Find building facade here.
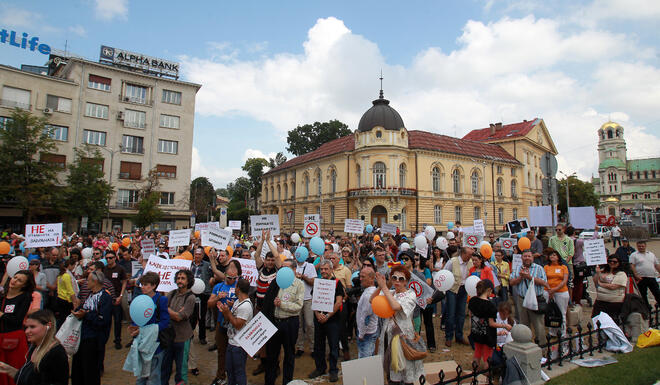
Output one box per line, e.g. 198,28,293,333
261,91,557,235
0,53,200,233
592,121,660,220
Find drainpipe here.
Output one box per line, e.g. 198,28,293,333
491,162,496,233
415,152,419,234
346,154,350,228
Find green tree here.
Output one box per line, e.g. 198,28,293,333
132,168,164,229
225,177,252,225
215,187,229,198
0,109,59,222
190,177,216,222
62,146,114,227
268,152,287,169
242,158,269,211
286,120,351,156
557,177,600,220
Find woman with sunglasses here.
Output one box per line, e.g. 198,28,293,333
591,254,627,320
372,265,424,385
544,250,569,337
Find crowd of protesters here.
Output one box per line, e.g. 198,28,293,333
0,221,656,385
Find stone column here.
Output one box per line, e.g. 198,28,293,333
503,324,544,385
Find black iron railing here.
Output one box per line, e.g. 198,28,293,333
419,355,507,385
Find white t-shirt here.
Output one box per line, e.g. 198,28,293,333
496,313,514,347
630,251,659,278
227,298,254,346
611,226,621,237
295,262,317,300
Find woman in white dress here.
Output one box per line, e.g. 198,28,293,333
371,265,424,385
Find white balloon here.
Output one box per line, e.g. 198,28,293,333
76,242,83,249
82,247,93,259
7,257,29,277
191,278,205,295
424,226,436,241
446,232,455,240
399,242,410,251
414,235,427,250
479,241,490,249
435,237,448,250
433,270,455,292
332,243,340,254
465,275,481,297
291,233,301,243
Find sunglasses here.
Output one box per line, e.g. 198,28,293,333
391,275,406,282
607,260,619,264
226,276,238,280
400,257,410,262
363,263,373,267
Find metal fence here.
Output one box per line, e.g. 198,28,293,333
419,354,507,385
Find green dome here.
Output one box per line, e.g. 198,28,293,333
599,158,625,169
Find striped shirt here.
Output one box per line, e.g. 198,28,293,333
255,267,277,308
510,263,547,297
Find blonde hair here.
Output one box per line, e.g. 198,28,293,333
26,310,59,370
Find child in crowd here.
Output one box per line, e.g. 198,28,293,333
496,301,515,347
493,250,509,304
468,280,512,370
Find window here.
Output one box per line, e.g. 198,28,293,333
157,139,178,154
271,187,274,202
40,153,65,169
496,178,503,196
160,114,180,129
452,169,460,193
83,130,106,146
156,164,176,178
119,161,142,180
124,83,148,104
432,167,441,192
511,168,516,176
330,206,335,224
375,130,382,138
653,171,656,179
609,185,612,193
527,171,531,187
0,116,11,129
264,188,268,201
356,165,361,188
644,193,651,199
88,74,111,91
43,125,68,141
511,180,517,198
303,207,308,215
1,86,30,109
316,170,322,195
330,169,337,194
117,189,139,207
291,183,295,199
123,135,145,154
81,157,104,171
46,95,72,113
284,184,288,200
474,206,480,220
631,194,638,199
373,162,386,188
629,172,633,179
637,171,640,179
644,171,648,179
454,206,462,223
513,208,518,220
496,165,502,174
471,171,479,194
304,174,310,197
162,89,181,105
434,205,442,224
85,102,108,119
399,163,406,187
277,186,281,201
124,109,146,128
498,208,504,225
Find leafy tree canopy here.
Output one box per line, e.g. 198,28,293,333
286,120,351,156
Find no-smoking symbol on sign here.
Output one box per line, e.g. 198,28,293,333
305,222,318,237
409,281,422,297
466,235,478,247
502,239,513,249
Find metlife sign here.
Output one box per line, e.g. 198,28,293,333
0,28,51,55
99,45,179,79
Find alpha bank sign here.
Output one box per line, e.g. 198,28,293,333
99,45,179,79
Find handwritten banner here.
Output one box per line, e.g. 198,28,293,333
140,239,155,257
584,238,607,266
235,312,278,357
311,278,336,313
168,229,191,247
344,219,365,234
25,223,62,248
381,223,398,235
143,255,192,292
250,215,280,237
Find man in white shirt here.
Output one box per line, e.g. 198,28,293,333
295,252,317,356
630,240,660,310
611,225,622,247
355,266,378,358
218,278,253,385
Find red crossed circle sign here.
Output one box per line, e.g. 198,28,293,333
143,308,153,318
466,235,479,247
409,281,422,297
305,222,319,236
502,239,513,249
18,262,28,270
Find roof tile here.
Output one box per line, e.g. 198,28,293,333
462,119,538,142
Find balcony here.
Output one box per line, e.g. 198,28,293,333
348,187,417,197
0,99,31,110
119,94,153,106
121,147,145,155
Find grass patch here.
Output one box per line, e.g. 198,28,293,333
547,346,660,385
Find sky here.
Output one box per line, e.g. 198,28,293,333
1,0,659,189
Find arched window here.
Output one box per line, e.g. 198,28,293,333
496,178,503,196
304,174,310,197
452,169,461,193
511,179,517,198
471,171,479,194
454,206,462,223
432,167,441,192
356,165,361,188
513,208,518,220
284,184,288,200
535,174,539,189
434,205,442,224
316,170,322,195
270,187,274,202
527,171,531,187
399,163,407,187
330,169,337,194
277,185,281,201
607,130,613,139
373,162,386,188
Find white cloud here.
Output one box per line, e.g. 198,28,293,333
0,5,40,28
191,147,244,188
68,25,86,37
243,149,277,163
94,0,128,21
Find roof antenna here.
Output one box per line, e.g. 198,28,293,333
379,69,384,99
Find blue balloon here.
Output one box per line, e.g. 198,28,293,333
100,258,107,266
295,246,309,262
130,295,156,327
365,224,373,233
276,267,295,289
520,231,527,238
309,237,325,256
447,222,454,230
351,271,359,280
19,241,25,253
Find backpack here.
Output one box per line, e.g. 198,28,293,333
544,299,563,328
154,291,193,350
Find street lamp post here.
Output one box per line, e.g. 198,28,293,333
559,171,576,224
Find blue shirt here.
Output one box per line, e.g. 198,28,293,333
510,263,547,297
212,281,237,325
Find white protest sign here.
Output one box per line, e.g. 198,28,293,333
381,223,398,235
341,355,385,385
584,238,607,266
140,239,155,257
568,207,597,230
462,232,482,248
235,311,278,357
501,238,516,252
143,255,192,292
473,219,486,236
228,220,242,230
202,225,232,250
25,223,62,248
250,215,280,237
312,278,337,313
512,254,522,273
131,261,142,276
344,219,365,234
408,272,434,309
194,221,220,232
304,214,320,238
528,206,554,227
168,229,191,247
233,258,258,286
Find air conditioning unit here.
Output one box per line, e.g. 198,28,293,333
43,108,52,114
117,111,124,120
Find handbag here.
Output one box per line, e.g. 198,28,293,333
0,337,19,351
393,319,427,361
544,299,563,328
55,314,83,355
535,294,548,314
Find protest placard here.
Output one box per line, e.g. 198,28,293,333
25,223,62,248
304,214,320,238
512,254,522,272
408,273,434,309
528,206,554,227
568,207,597,230
140,239,155,256
250,215,280,237
462,232,481,248
131,261,142,276
202,226,231,250
235,312,278,357
500,238,516,252
194,221,220,232
381,223,398,234
168,229,191,247
312,278,337,313
506,219,530,235
341,355,384,385
584,238,607,266
234,258,258,286
473,219,485,236
344,219,365,234
228,220,241,230
143,255,192,292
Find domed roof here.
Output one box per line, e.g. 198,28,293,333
599,121,623,131
357,91,405,132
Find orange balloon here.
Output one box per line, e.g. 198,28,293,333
204,246,211,256
111,242,119,252
518,237,531,251
194,231,200,239
480,243,493,258
226,245,234,258
121,237,130,247
180,251,193,260
373,235,381,242
371,295,395,318
0,242,9,255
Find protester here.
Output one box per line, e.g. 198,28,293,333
0,270,34,385
374,247,391,277
55,259,77,329
496,302,515,347
329,249,352,361
611,224,622,247
614,238,635,267
103,250,128,350
493,250,509,304
592,255,627,320
549,224,574,300
41,248,59,312
294,248,317,357
527,229,544,266
510,249,549,345
219,278,253,385
468,279,511,371
355,266,378,358
544,250,569,336
29,260,47,309
442,247,474,347
629,240,660,311
190,247,212,345
252,233,280,376
161,270,195,385
469,253,495,286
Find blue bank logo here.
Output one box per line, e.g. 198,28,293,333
0,28,51,55
100,45,115,60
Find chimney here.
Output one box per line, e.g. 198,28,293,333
495,122,503,130
489,123,496,134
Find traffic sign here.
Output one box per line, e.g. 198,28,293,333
541,152,558,178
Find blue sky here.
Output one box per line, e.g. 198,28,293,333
1,0,659,188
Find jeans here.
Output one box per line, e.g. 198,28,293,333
638,277,660,311
191,293,209,341
161,340,190,385
357,332,378,358
136,350,164,385
111,302,123,343
445,285,467,341
612,236,621,248
422,305,436,349
266,316,299,385
296,299,314,351
313,317,340,375
215,326,228,380
226,344,248,385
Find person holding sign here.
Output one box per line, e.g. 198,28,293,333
509,250,548,346
190,247,212,345
442,247,474,347
218,278,253,385
591,255,627,320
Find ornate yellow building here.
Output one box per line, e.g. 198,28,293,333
262,90,557,235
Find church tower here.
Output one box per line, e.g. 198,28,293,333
597,121,627,202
